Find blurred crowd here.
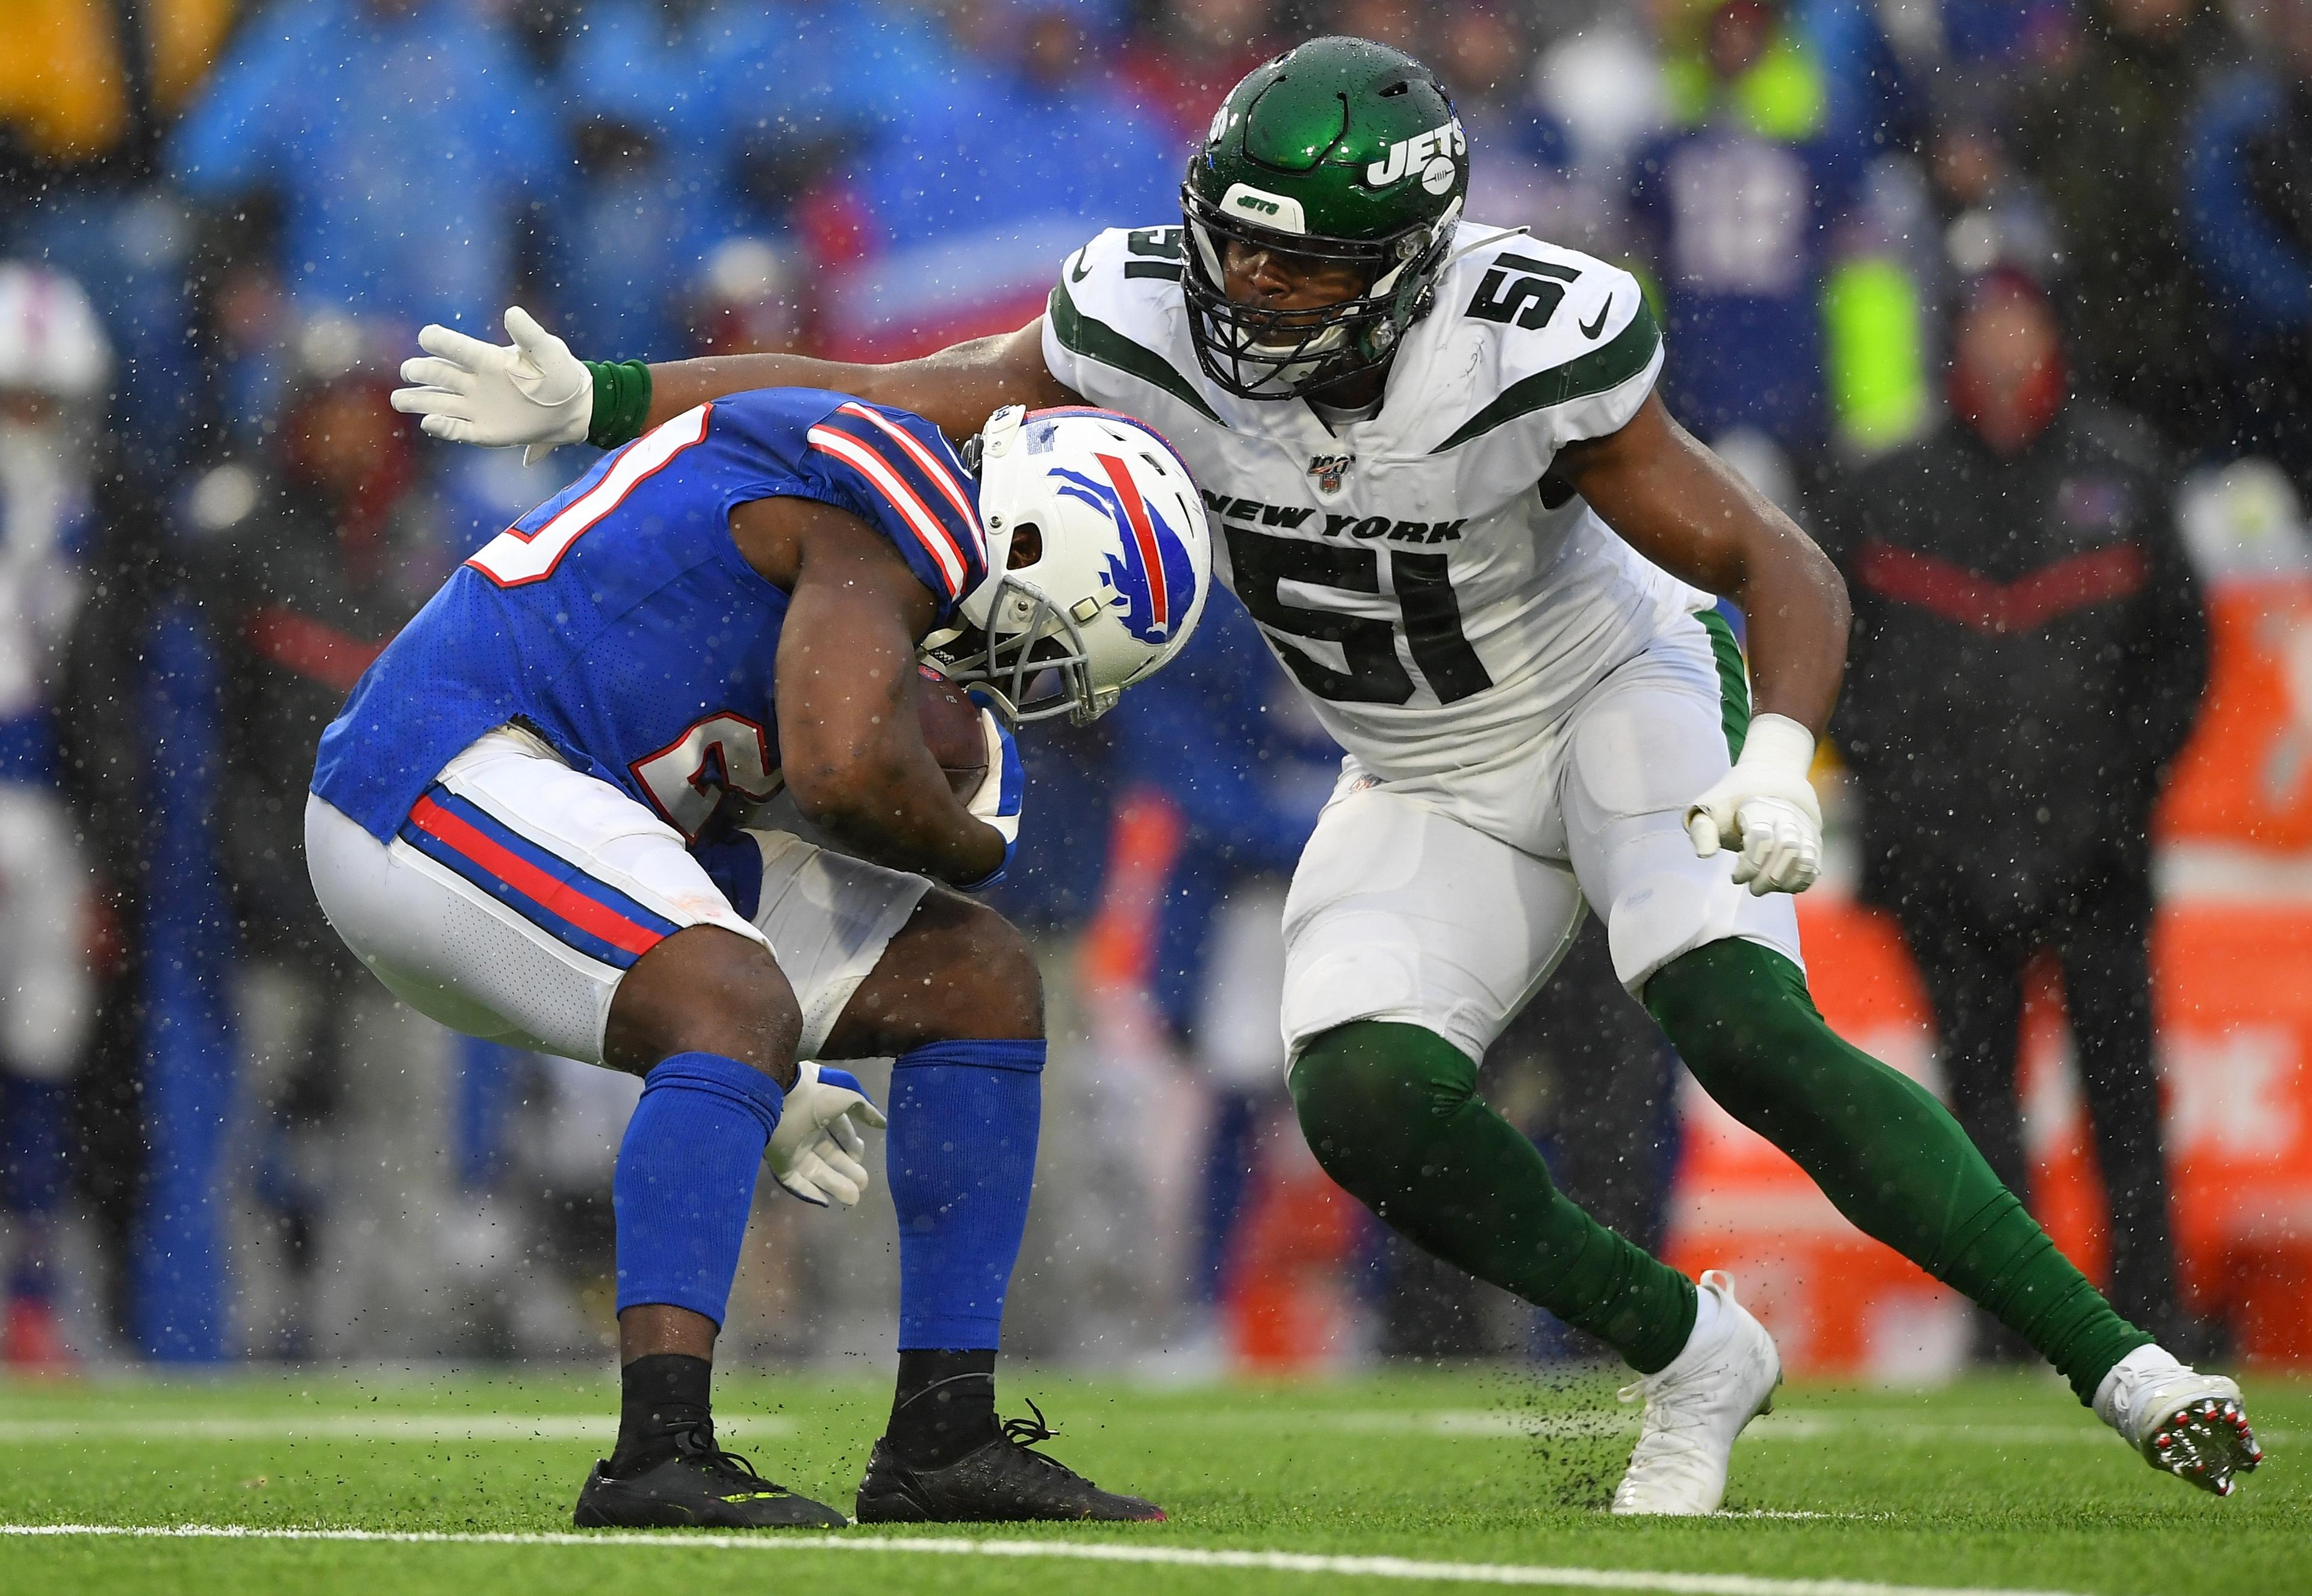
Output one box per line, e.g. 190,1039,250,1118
1,0,2308,1368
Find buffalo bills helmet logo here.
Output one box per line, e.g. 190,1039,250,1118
1051,455,1199,645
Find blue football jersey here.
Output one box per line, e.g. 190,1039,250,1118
311,387,987,842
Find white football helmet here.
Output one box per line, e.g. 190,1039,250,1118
0,263,111,402
927,405,1212,724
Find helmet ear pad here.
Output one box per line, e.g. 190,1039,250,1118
1360,202,1463,361
1004,521,1044,570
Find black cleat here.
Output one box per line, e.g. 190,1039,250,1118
855,1400,1166,1523
574,1418,848,1529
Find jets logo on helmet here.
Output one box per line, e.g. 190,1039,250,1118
1364,119,1467,193
1180,36,1469,400
926,406,1212,725
1051,458,1199,647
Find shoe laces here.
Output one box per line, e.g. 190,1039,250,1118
1617,1373,1714,1469
999,1397,1060,1450
1615,1284,1734,1472
996,1398,1086,1482
668,1418,777,1489
1612,1385,1718,1501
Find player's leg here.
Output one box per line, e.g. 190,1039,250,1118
1280,783,1778,1516
306,731,846,1528
589,921,807,1481
708,828,1160,1521
1904,897,2031,1208
1900,894,2036,1360
1649,939,2258,1492
2056,872,2186,1338
1570,621,2258,1495
229,960,331,1360
0,783,92,1366
1276,784,1703,1376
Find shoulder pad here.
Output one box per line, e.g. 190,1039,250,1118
801,397,990,611
1055,224,1190,309
1045,225,1225,426
1422,230,1662,455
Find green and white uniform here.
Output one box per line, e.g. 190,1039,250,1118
1042,220,1803,1063
1036,37,2155,1436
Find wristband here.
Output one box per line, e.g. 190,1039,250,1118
1735,712,1815,778
584,358,653,449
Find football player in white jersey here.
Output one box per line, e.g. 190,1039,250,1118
393,36,2260,1511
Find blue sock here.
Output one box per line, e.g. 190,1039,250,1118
888,1039,1044,1349
613,1052,783,1324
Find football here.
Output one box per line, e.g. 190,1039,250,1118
917,666,987,796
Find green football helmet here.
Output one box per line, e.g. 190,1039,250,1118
1181,36,1468,400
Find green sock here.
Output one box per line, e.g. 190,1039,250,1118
1290,1021,1697,1373
1644,937,2152,1403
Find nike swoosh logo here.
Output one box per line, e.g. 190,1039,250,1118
1069,251,1092,284
1579,299,1612,340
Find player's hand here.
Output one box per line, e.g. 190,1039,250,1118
391,305,591,465
1684,712,1823,896
954,695,1025,892
765,1061,887,1208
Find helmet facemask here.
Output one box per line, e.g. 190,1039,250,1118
921,572,1108,726
1180,183,1461,401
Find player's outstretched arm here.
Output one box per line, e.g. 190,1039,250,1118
645,320,1080,444
748,497,1010,886
1553,393,1851,895
394,309,1078,456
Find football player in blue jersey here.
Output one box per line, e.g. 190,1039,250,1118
306,382,1210,1529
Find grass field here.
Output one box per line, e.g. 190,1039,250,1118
0,1366,2302,1595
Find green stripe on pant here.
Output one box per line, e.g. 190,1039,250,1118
1695,607,1751,762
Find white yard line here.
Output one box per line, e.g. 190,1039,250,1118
0,1523,2090,1595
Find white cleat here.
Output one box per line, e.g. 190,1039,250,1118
1610,1270,1782,1515
2093,1345,2264,1498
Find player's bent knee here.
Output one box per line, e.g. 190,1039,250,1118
1644,937,1836,1107
822,890,1043,1058
1288,1021,1480,1185
892,889,1042,1042
1649,938,1805,1032
603,924,801,1083
945,899,1044,1042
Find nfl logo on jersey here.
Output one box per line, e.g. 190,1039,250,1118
1308,453,1355,495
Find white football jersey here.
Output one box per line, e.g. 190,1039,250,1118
1040,219,1716,781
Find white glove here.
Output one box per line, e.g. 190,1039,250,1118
1684,712,1824,896
764,1061,887,1208
390,305,591,465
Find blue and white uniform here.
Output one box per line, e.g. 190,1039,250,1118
306,388,988,1064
